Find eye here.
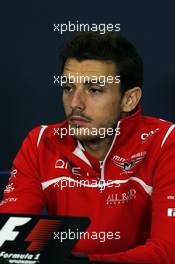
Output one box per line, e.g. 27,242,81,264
88,86,103,94
62,84,73,93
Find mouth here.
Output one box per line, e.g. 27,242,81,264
69,116,90,125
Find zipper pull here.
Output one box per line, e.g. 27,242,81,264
99,161,104,191
99,160,104,169
98,179,105,191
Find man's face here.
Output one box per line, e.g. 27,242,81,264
62,58,122,141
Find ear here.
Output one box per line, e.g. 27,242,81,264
120,87,142,113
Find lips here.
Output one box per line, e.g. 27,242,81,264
69,116,90,125
70,116,89,122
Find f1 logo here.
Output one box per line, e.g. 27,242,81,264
167,208,175,217
0,217,31,247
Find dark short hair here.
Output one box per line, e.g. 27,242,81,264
59,31,143,94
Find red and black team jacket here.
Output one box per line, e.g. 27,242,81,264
1,107,175,264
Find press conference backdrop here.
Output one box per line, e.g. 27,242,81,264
0,0,175,170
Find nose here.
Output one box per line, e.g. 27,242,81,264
70,89,86,111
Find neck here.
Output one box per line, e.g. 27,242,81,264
81,136,115,161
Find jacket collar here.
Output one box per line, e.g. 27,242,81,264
46,105,142,151
114,105,141,147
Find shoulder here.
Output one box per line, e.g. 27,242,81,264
140,115,175,148
27,121,68,148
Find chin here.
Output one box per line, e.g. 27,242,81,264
72,134,98,142
72,131,104,142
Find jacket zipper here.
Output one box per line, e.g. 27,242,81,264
98,121,121,191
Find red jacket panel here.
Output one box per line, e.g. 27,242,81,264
1,108,175,264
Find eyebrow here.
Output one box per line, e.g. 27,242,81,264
62,75,106,86
84,80,104,86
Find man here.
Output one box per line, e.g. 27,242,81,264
0,32,175,264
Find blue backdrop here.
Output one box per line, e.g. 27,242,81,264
0,0,175,172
